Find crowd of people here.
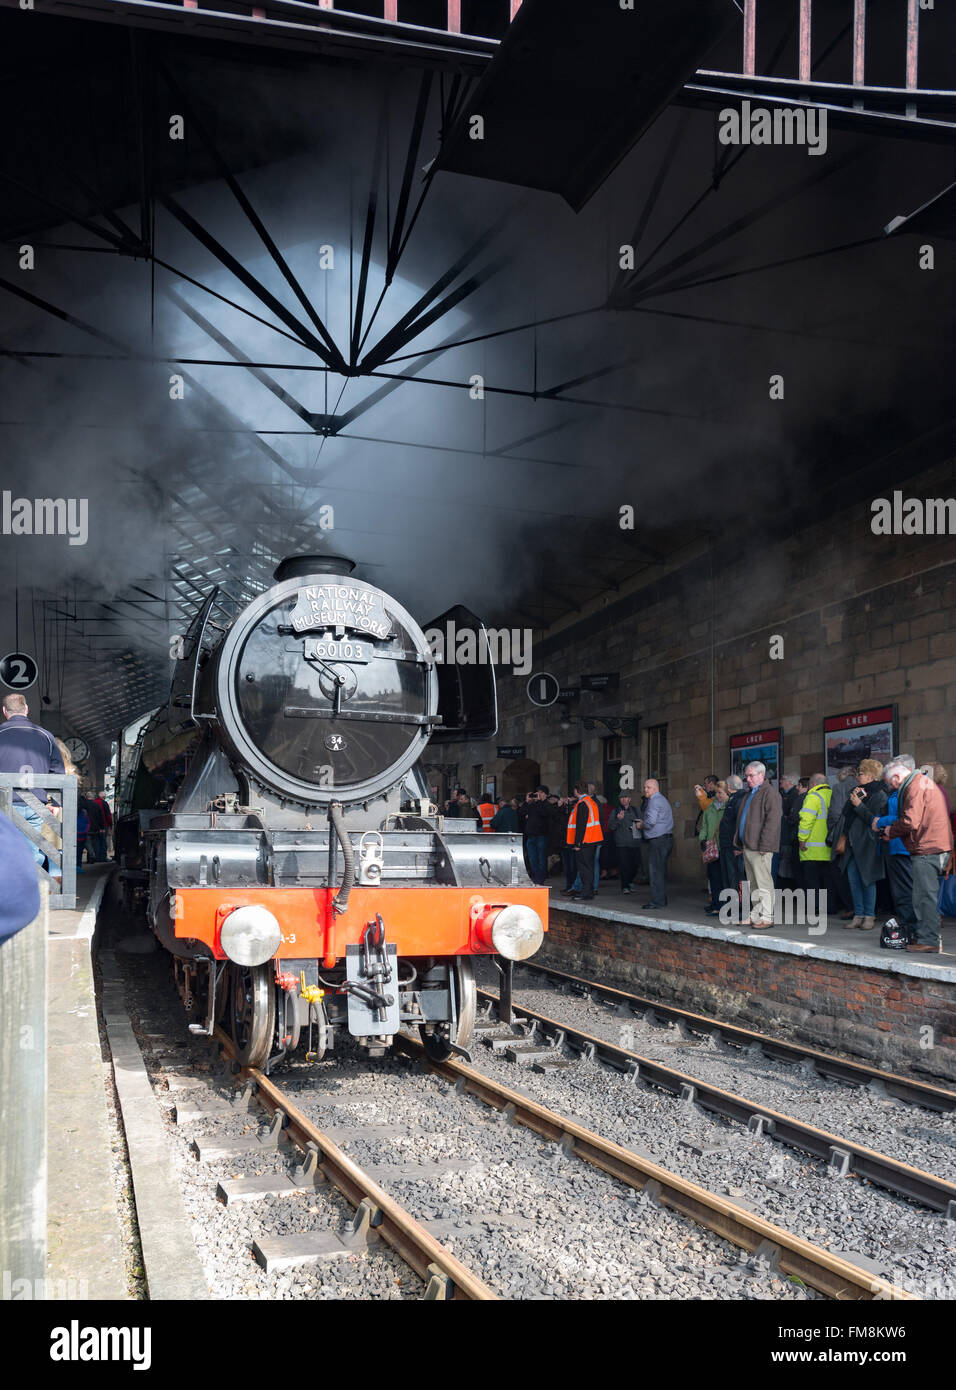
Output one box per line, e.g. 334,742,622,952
3,684,952,958
444,780,671,908
444,754,955,955
691,758,955,952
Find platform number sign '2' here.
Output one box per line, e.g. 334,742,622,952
0,651,38,691
527,671,560,708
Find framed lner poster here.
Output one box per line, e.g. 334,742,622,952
729,727,783,786
824,705,898,780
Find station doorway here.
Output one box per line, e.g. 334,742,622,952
502,758,540,800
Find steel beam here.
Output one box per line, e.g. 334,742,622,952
161,195,344,370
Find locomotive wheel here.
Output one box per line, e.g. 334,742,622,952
419,957,476,1063
229,962,276,1068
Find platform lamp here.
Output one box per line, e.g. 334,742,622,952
583,716,640,738
564,714,640,738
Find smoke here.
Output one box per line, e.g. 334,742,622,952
1,50,953,739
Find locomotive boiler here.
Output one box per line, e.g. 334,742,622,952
122,555,546,1069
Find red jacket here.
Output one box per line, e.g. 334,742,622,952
885,773,954,856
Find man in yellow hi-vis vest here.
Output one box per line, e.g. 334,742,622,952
797,773,832,900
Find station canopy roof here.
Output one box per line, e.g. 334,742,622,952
1,9,954,746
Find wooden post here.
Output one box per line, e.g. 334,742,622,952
0,879,48,1295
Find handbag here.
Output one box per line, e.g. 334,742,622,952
826,799,847,850
880,916,909,950
938,872,956,919
702,838,719,863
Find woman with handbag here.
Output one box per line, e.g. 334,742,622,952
701,781,729,916
838,759,888,930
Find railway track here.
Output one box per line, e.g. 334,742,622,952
394,1035,907,1301
207,1032,496,1300
147,1024,896,1299
514,960,956,1112
116,946,928,1299
473,986,956,1218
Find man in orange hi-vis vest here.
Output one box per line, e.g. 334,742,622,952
563,782,603,900
477,797,496,832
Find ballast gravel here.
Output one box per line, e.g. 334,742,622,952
278,1056,817,1301
114,945,816,1299
466,960,956,1300
482,960,956,1183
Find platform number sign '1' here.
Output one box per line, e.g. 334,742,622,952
527,671,560,708
0,651,38,691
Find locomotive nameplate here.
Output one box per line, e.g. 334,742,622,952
303,637,371,663
290,584,391,640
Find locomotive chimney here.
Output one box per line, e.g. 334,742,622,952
273,554,357,582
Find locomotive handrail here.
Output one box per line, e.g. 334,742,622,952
328,801,354,918
282,707,442,726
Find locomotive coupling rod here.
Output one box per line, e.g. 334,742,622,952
217,1031,495,1300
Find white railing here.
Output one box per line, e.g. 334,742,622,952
0,775,78,911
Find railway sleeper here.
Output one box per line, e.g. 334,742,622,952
176,1081,258,1124
218,1141,328,1204
194,1110,287,1162
252,1197,384,1273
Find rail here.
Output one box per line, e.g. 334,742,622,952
217,1028,497,1299
10,0,951,133
396,1032,910,1300
0,773,78,911
519,960,956,1113
475,987,956,1217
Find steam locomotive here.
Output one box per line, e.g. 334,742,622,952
119,555,546,1069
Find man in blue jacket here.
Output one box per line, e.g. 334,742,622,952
875,755,917,942
0,808,42,943
639,777,674,909
0,693,64,866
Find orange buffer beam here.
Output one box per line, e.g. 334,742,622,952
173,884,549,967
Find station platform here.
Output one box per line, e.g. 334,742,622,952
540,882,956,1086
47,864,129,1299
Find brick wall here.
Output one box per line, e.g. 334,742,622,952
441,457,956,876
541,908,956,1085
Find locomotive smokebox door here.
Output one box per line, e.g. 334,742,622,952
345,943,400,1038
